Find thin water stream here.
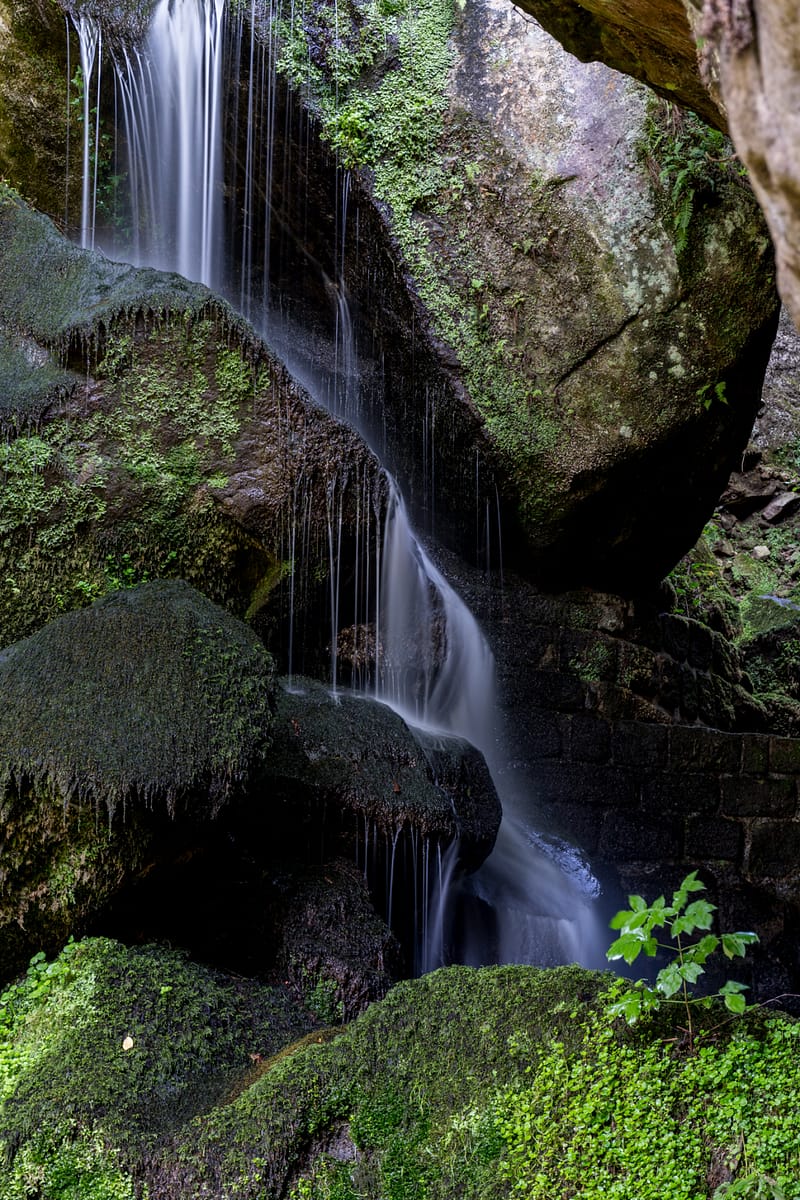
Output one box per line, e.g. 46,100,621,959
71,0,604,971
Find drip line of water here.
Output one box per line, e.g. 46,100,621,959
69,0,604,972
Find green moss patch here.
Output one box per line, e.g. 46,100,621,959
0,578,275,814
0,937,311,1195
159,966,800,1199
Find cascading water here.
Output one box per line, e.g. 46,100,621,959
101,0,227,286
72,0,604,971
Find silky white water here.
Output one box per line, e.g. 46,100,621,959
72,0,603,971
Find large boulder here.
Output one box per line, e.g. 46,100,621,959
0,580,276,978
264,0,778,589
0,186,387,649
262,677,502,871
496,0,800,343
0,936,313,1193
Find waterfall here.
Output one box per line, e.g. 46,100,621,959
76,13,102,249
72,0,604,972
102,0,227,286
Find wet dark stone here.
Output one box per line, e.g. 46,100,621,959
642,773,721,816
721,776,797,818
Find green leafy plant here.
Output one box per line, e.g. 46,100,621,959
698,379,729,410
606,871,758,1045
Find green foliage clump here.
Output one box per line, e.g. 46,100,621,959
491,1004,800,1199
0,937,310,1196
641,99,746,254
605,872,758,1041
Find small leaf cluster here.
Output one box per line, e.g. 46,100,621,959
606,871,758,1031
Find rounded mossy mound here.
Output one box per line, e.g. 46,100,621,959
264,677,501,865
0,188,387,648
0,936,313,1195
0,580,276,975
154,965,800,1199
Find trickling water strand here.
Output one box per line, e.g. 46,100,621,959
86,0,604,974
76,13,102,249
110,0,227,286
379,478,495,743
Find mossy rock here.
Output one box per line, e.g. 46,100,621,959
270,0,777,589
264,677,501,866
0,936,313,1194
0,580,276,977
140,963,606,1197
0,188,387,647
270,858,402,1023
0,0,81,225
151,964,800,1198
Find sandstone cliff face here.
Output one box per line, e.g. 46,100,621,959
511,0,719,126
511,0,800,341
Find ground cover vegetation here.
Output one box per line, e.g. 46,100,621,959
0,931,797,1198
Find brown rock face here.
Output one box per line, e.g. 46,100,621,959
512,0,800,338
511,0,722,126
701,1,800,335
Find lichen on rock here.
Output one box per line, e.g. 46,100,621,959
0,579,276,977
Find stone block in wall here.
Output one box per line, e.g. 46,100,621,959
669,726,741,773
529,800,604,853
612,721,669,769
748,820,800,876
569,714,611,764
588,683,669,723
770,737,800,775
616,642,660,699
721,776,797,818
642,773,720,815
518,708,564,759
678,664,699,722
599,811,683,861
532,762,638,809
523,670,587,713
741,734,770,776
696,675,737,731
684,815,743,862
559,630,618,683
518,625,561,671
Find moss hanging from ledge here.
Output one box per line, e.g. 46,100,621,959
0,579,276,818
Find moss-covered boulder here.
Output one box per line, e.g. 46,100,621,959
149,965,800,1198
269,859,402,1022
0,185,387,648
263,677,502,869
0,936,313,1196
0,579,276,978
268,0,777,589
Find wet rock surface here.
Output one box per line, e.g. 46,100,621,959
0,188,387,650
0,580,276,980
263,677,502,869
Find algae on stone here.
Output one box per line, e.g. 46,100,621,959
268,0,778,589
0,188,387,648
0,936,311,1193
0,580,276,976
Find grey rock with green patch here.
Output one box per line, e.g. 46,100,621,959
0,187,387,646
0,579,276,978
273,0,778,588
